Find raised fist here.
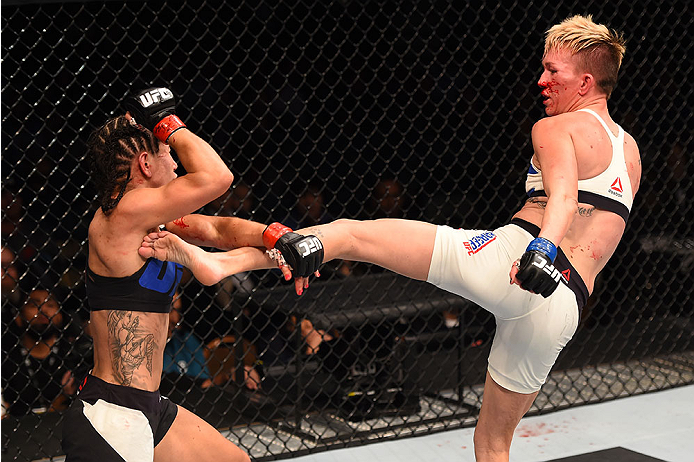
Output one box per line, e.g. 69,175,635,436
124,87,186,143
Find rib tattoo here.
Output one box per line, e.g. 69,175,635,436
107,311,156,386
527,197,595,216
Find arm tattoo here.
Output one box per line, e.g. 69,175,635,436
107,311,156,386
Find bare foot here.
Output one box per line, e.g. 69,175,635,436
140,232,314,295
139,231,226,285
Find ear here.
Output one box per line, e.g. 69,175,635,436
138,151,152,178
578,73,595,96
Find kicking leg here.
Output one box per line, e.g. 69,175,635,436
297,218,437,281
154,405,249,462
140,217,438,289
473,372,538,462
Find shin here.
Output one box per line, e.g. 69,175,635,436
473,372,538,462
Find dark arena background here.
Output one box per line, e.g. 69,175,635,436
1,0,692,460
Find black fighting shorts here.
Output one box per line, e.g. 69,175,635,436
61,375,178,462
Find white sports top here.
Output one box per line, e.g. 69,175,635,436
525,109,633,223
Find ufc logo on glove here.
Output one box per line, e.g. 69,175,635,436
531,257,562,283
139,88,174,107
263,223,325,278
299,237,323,256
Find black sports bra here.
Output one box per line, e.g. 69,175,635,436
86,258,183,313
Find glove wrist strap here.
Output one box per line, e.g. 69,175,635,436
526,237,557,263
263,222,292,249
153,114,186,143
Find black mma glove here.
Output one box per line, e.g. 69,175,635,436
263,222,324,278
123,87,186,143
515,237,562,298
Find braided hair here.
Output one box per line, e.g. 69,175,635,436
86,116,160,214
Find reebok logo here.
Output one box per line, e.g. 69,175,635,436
609,177,623,197
139,88,174,107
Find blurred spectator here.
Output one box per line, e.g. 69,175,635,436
285,183,335,229
285,183,352,277
205,181,258,221
2,184,71,295
366,178,406,219
292,316,335,356
163,292,261,391
163,293,213,388
1,289,79,415
2,186,44,266
204,335,261,391
346,177,409,276
244,301,339,369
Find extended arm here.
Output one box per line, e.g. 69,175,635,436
165,214,265,250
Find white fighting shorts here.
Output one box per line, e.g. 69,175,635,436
427,222,583,394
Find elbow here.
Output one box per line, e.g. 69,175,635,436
221,170,234,191
565,195,578,211
548,193,577,216
195,169,234,204
218,165,234,190
212,169,234,197
561,196,578,218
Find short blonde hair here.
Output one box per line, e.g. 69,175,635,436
545,15,626,98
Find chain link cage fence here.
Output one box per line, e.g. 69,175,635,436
2,0,692,460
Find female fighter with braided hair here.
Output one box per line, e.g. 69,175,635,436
60,87,294,461
139,15,640,461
